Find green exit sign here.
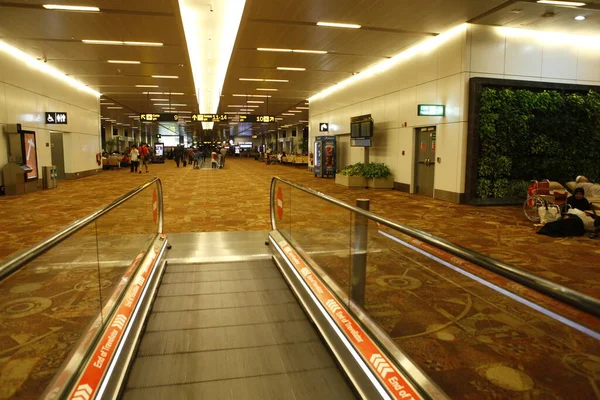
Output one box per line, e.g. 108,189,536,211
418,104,445,117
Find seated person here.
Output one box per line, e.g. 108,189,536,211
566,188,591,212
575,175,600,198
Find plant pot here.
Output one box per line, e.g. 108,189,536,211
368,177,394,189
335,174,367,188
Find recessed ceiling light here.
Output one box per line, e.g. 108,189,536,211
265,79,289,82
317,21,361,29
574,15,586,20
150,98,168,101
101,117,110,120
107,60,140,64
228,105,246,108
247,100,264,103
107,106,122,109
178,111,192,113
296,107,309,110
288,110,302,113
82,39,123,45
128,115,139,118
256,88,278,91
82,40,163,46
240,109,254,112
277,67,306,71
257,48,293,52
136,85,159,88
510,9,523,13
232,94,272,98
536,1,586,6
275,118,283,121
282,113,294,116
124,41,163,46
43,4,100,11
100,102,114,105
292,49,327,54
152,75,179,79
239,78,264,81
168,92,185,95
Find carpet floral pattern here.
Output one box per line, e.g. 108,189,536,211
0,158,598,399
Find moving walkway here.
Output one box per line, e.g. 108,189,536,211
0,178,598,399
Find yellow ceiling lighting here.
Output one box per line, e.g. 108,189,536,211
107,106,123,109
136,85,159,88
152,75,179,79
150,98,168,101
291,49,327,54
317,22,361,29
310,24,468,102
179,0,246,127
265,79,289,82
282,113,294,116
277,67,306,71
107,60,140,64
239,78,289,82
247,100,264,103
239,78,264,81
536,1,586,6
288,110,302,113
82,40,163,46
257,48,292,52
257,48,327,54
256,88,278,91
296,107,309,109
228,105,246,107
43,4,100,11
232,94,272,98
100,102,114,105
0,40,100,97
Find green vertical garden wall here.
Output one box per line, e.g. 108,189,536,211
476,88,600,200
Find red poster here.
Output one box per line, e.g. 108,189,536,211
431,141,436,151
420,142,427,152
23,132,38,180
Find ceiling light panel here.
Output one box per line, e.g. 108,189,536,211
150,98,168,101
107,106,122,109
239,78,264,81
179,0,246,115
265,79,289,82
136,85,159,88
257,48,292,52
108,60,140,64
277,67,306,71
152,75,179,79
536,1,586,6
256,88,278,91
247,100,264,103
317,21,361,29
43,4,100,11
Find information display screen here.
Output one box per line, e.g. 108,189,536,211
155,143,164,157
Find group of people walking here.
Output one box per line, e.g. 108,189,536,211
172,145,227,169
128,143,150,174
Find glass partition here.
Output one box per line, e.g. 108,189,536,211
0,179,162,399
270,177,600,400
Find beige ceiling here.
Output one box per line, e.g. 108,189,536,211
0,0,598,136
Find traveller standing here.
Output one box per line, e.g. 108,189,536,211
220,147,227,168
211,149,218,169
174,145,184,167
138,143,150,174
130,145,139,173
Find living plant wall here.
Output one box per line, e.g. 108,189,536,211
476,88,600,200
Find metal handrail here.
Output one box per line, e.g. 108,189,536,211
0,178,164,281
270,176,600,319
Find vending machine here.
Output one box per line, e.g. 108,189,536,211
313,136,336,178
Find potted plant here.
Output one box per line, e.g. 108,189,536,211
335,163,367,188
364,162,394,189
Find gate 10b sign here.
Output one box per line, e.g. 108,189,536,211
45,112,68,124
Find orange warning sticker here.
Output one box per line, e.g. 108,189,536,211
280,242,422,400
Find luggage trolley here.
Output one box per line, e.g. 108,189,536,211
523,180,567,222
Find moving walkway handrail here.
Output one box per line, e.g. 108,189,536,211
270,176,600,319
0,178,164,281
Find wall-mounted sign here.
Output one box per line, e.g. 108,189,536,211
417,104,445,117
140,113,179,122
319,123,329,132
45,112,68,124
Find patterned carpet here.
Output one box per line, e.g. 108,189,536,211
0,158,599,399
